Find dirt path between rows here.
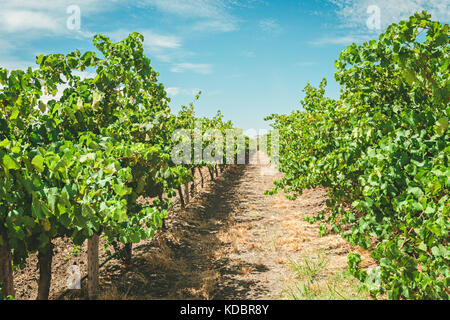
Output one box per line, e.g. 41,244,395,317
14,152,375,300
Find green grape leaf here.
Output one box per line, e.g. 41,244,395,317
32,155,45,173
435,117,448,136
3,154,20,170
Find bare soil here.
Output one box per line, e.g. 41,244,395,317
13,152,374,300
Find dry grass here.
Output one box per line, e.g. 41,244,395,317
212,247,228,260
239,266,254,276
273,204,289,209
187,270,220,300
142,251,181,272
217,224,249,245
283,253,371,300
97,284,130,300
246,243,263,251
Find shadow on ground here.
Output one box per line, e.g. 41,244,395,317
92,165,270,300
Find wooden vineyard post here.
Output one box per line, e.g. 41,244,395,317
124,243,132,267
0,231,15,298
37,242,54,300
88,234,99,299
208,167,214,181
184,182,190,204
198,167,204,188
190,168,196,196
215,165,219,177
178,186,185,209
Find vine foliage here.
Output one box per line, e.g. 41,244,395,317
266,12,449,299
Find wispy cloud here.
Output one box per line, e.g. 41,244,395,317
109,29,182,51
191,20,238,32
0,59,35,71
139,0,228,18
138,0,241,32
0,10,60,33
259,18,283,34
309,35,372,46
310,0,449,48
166,87,181,96
329,0,450,31
170,63,213,75
166,87,206,97
0,0,102,35
0,0,254,73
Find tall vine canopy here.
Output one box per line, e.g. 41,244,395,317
0,32,235,294
266,12,449,299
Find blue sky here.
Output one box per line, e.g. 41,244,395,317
0,0,448,131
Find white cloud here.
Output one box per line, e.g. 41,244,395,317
0,0,102,35
106,29,187,65
309,35,372,46
0,10,60,33
109,29,182,52
0,0,100,12
310,1,449,48
259,18,283,34
329,0,450,31
165,87,206,97
138,0,241,32
0,59,35,71
0,0,251,73
139,0,229,19
0,0,254,36
166,87,181,96
170,63,213,75
192,20,238,32
146,33,181,49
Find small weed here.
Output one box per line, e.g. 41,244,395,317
284,253,370,300
287,252,329,283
